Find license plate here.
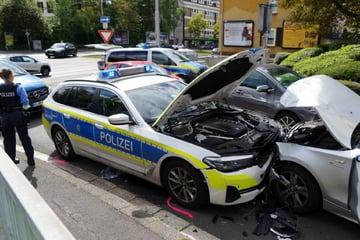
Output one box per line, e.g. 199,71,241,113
32,101,43,107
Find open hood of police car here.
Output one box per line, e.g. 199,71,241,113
280,75,360,149
153,48,270,128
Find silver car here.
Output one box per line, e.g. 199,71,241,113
1,55,51,76
272,75,360,224
228,64,318,132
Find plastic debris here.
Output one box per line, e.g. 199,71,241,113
99,166,120,179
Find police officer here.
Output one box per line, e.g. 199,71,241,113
0,68,35,166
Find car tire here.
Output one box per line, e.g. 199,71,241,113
52,126,76,161
271,163,322,214
275,112,300,133
73,51,77,57
163,159,208,208
41,66,50,76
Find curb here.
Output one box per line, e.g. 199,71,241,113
15,144,220,240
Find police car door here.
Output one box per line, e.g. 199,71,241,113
93,88,145,173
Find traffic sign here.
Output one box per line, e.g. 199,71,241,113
98,30,113,43
100,16,110,23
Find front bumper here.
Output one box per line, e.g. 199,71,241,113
202,151,276,206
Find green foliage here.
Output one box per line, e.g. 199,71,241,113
188,13,208,38
279,0,360,43
0,0,51,50
274,52,291,64
292,45,360,81
280,47,323,68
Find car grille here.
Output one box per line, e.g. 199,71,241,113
27,87,49,104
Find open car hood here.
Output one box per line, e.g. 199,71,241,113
153,48,270,128
280,75,360,149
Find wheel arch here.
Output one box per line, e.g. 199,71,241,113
274,110,300,122
274,160,323,200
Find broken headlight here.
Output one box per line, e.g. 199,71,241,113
203,155,255,172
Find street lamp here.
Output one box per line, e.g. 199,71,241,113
155,0,160,45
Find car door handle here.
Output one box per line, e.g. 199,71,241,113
235,89,244,94
94,123,104,130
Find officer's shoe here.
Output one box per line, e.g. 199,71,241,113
13,158,20,164
27,160,35,166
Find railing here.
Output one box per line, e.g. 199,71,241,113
0,149,75,240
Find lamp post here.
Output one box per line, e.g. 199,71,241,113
155,0,160,45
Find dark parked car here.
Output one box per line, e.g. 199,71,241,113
227,64,318,132
45,42,77,58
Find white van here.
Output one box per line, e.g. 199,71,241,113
97,47,207,83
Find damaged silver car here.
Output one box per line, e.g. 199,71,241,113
271,75,360,224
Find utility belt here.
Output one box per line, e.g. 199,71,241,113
1,106,23,113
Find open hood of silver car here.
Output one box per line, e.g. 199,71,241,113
153,48,270,128
281,75,360,149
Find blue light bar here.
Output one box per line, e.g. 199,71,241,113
97,65,154,80
98,69,119,79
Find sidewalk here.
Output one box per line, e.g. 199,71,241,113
13,145,219,240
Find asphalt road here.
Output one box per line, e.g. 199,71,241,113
6,51,360,239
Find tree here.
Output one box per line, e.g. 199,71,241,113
280,0,360,43
188,13,208,39
0,0,51,50
159,0,181,37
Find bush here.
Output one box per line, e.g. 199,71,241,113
273,52,291,64
293,44,360,81
280,47,323,68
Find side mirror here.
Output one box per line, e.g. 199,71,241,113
108,113,132,125
256,85,273,93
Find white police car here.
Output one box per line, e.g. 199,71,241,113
42,49,281,208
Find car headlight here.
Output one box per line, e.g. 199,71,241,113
203,155,255,172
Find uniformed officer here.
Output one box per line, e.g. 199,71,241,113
0,68,35,166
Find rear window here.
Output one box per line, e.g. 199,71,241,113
108,51,147,62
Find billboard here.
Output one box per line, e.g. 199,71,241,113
223,20,254,47
282,21,319,48
113,30,129,45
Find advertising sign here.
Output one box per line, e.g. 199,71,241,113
113,30,129,45
223,21,254,47
282,21,319,48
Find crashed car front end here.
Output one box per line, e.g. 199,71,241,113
160,102,281,205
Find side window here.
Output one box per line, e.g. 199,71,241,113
9,56,22,62
98,89,128,117
152,51,171,65
53,86,73,104
241,71,268,89
125,51,147,61
67,86,96,112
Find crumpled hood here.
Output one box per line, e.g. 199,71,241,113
280,75,360,149
153,48,270,128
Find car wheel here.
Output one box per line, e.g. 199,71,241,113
275,112,300,133
73,51,77,57
52,126,76,161
271,163,322,214
41,66,50,76
163,159,208,208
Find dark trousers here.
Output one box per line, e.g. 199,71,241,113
1,111,34,162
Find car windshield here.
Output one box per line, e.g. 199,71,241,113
51,43,65,48
265,67,303,88
164,49,190,63
126,80,186,124
0,60,28,76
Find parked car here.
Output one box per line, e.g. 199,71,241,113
227,64,318,133
272,75,360,224
97,47,207,83
42,49,281,208
45,42,77,58
0,55,51,76
104,60,183,81
0,59,49,112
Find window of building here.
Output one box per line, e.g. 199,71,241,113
269,0,278,14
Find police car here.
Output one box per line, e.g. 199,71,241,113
42,49,281,208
